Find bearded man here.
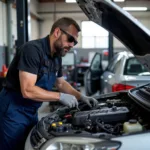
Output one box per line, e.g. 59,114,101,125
0,17,98,150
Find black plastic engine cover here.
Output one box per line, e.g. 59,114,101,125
72,107,129,126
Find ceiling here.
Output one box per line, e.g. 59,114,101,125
39,0,64,2
38,0,150,2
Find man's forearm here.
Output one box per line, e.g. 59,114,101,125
21,85,60,102
56,81,81,100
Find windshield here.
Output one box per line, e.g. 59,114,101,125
124,57,149,76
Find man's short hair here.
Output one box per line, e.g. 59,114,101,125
50,17,81,35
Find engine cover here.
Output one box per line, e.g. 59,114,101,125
72,106,129,126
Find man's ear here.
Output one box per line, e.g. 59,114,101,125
54,28,61,38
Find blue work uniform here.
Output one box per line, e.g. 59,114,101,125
0,35,62,150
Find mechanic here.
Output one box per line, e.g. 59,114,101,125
0,17,98,150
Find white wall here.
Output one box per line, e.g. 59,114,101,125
12,7,17,41
0,2,2,46
40,19,53,38
0,0,40,47
38,2,150,49
38,2,87,47
30,0,40,40
0,1,150,48
31,18,40,40
40,17,82,48
0,1,7,46
30,0,39,16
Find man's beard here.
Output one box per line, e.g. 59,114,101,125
54,36,69,57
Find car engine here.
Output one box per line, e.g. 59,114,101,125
29,91,150,149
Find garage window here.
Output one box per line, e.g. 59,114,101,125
82,21,108,48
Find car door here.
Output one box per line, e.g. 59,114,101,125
100,53,121,94
85,53,103,96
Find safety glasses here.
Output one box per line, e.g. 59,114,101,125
60,28,78,46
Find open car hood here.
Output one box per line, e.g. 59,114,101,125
77,0,150,71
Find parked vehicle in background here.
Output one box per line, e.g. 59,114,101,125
101,51,150,94
74,49,109,86
101,49,109,70
76,62,90,85
84,51,150,96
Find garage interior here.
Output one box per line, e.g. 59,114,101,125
0,0,150,118
0,0,150,149
1,0,150,67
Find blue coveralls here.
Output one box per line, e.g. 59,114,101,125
0,38,60,150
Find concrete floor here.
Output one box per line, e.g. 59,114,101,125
38,86,85,120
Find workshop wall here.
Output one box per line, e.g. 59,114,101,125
30,0,40,40
0,0,40,46
72,48,128,64
0,1,7,70
0,0,40,68
0,1,7,46
38,2,150,49
30,0,39,16
41,14,150,49
0,0,150,67
37,2,150,64
40,19,53,38
12,6,17,41
38,2,86,48
31,18,40,40
40,18,81,48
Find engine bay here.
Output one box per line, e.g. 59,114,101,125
30,91,150,149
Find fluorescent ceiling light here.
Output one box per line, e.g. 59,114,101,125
65,0,76,3
114,0,125,2
123,7,148,11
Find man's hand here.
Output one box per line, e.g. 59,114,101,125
59,93,78,108
80,94,98,108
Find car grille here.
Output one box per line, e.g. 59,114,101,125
30,126,46,149
131,85,150,109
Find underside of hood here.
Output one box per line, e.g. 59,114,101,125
77,0,150,71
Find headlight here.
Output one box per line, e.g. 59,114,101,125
40,137,121,150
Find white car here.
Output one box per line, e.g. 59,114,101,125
25,0,150,150
85,51,150,96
